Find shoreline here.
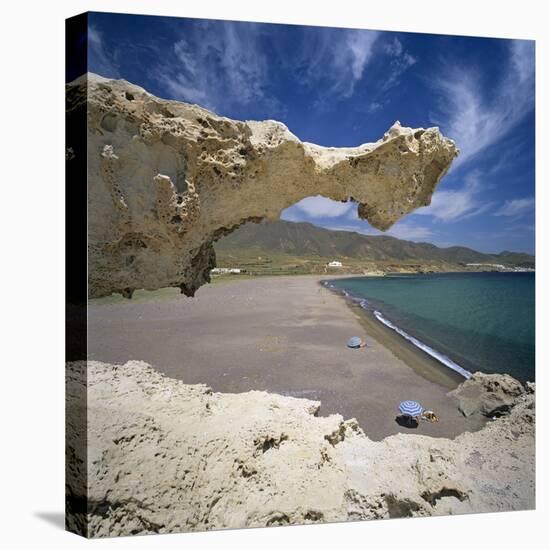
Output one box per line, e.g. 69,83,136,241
321,279,468,390
88,275,486,440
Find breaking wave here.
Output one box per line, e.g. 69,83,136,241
372,309,472,379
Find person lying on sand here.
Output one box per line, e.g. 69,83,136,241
347,336,367,349
421,410,439,422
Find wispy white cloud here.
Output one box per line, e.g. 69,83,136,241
156,25,418,113
339,31,380,97
157,21,273,112
432,40,534,168
283,192,436,243
511,40,535,83
89,25,120,78
414,171,494,221
301,29,380,101
415,42,534,229
361,36,417,112
494,197,535,217
279,209,303,223
157,24,381,111
317,201,434,242
305,32,417,107
383,37,403,57
285,196,356,219
321,223,376,235
379,38,417,93
387,222,433,241
321,219,433,242
368,101,383,113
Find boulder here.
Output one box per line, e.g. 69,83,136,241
448,372,525,418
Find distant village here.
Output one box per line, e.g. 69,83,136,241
211,259,534,277
211,267,245,275
213,260,345,274
465,263,535,272
212,260,384,277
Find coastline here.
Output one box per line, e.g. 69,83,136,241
88,275,485,440
322,279,468,389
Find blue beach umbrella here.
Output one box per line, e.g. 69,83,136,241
399,400,423,417
347,336,363,348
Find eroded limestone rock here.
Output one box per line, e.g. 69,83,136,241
448,372,526,418
66,361,534,537
67,74,458,298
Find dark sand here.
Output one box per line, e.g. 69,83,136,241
88,275,485,440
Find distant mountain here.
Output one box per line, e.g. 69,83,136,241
215,220,535,268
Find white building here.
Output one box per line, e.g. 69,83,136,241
327,261,343,268
211,267,242,274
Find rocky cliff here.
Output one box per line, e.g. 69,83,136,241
66,75,533,539
66,361,534,537
67,74,458,298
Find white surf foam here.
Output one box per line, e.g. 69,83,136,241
372,309,472,379
323,281,471,379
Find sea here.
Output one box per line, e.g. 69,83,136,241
326,272,535,383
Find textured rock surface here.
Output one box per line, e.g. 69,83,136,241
448,372,526,417
67,74,458,298
66,361,534,537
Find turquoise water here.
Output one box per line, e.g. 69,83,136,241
328,272,535,382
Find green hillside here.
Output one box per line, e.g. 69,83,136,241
214,220,534,275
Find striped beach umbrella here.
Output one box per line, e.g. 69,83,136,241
399,400,423,417
347,336,363,348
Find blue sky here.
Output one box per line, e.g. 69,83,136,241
84,12,535,254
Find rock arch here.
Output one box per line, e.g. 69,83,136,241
67,74,458,298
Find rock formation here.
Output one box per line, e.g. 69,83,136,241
66,361,534,537
66,74,458,298
449,372,527,418
65,75,534,539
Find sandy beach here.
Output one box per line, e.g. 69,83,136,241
88,275,485,440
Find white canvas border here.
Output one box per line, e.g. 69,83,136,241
0,0,545,548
